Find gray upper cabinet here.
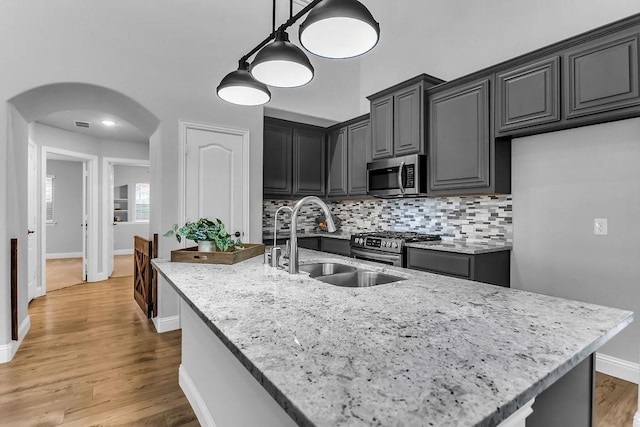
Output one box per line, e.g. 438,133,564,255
263,120,293,196
326,116,370,198
429,77,491,194
347,118,370,195
368,74,443,161
496,56,560,134
393,84,423,156
293,128,326,196
370,95,394,160
263,117,325,198
327,127,348,197
564,27,640,119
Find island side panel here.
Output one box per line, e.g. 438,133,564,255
527,355,594,427
179,299,298,427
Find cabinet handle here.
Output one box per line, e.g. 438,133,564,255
398,161,405,194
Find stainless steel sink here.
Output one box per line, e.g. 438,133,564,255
299,262,358,278
316,271,406,287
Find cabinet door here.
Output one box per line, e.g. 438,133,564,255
327,128,348,197
429,78,491,192
293,128,326,196
347,119,370,195
370,95,394,160
393,83,422,156
496,56,560,133
565,29,640,119
263,121,292,196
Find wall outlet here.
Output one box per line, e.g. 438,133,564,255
594,218,608,235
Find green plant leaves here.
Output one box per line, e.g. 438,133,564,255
164,217,242,251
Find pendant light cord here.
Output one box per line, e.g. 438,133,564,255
240,0,323,63
272,0,276,35
289,0,293,19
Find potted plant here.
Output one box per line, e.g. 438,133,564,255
164,217,243,252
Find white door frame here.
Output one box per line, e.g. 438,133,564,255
40,146,100,293
101,157,150,277
178,120,251,243
27,140,39,301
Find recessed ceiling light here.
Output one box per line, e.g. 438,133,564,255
102,120,116,126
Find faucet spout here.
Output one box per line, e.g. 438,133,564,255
289,196,336,274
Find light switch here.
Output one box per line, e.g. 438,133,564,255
594,218,608,235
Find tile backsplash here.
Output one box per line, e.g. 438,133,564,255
263,195,512,244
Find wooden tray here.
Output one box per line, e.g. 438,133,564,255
170,243,265,265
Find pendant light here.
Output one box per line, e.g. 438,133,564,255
299,0,380,59
217,61,271,106
250,30,314,88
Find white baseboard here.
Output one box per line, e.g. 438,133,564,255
46,251,83,259
114,249,134,255
0,315,31,364
596,352,639,384
179,364,216,427
152,315,180,333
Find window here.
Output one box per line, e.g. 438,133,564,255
135,183,150,222
45,175,54,222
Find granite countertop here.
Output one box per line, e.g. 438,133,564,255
405,240,513,254
153,251,632,427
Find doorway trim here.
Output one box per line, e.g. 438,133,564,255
40,146,100,294
101,157,150,278
178,120,251,242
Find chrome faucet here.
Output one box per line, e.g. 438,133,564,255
289,196,336,274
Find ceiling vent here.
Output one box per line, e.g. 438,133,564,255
74,120,90,128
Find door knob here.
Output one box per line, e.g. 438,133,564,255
27,229,35,235
234,231,241,238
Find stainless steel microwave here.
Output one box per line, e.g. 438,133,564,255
366,154,428,198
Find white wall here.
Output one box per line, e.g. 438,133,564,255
511,118,640,364
46,160,83,255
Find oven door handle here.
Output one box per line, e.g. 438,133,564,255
398,161,405,194
351,248,402,262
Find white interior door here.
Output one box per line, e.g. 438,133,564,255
185,125,246,241
27,142,38,302
82,161,88,281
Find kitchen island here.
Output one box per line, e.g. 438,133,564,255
153,250,632,427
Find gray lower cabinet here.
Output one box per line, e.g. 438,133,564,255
264,117,326,198
298,237,321,251
496,56,561,134
406,247,510,287
428,77,492,194
565,25,640,119
320,238,351,256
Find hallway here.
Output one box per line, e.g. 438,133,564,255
0,276,197,426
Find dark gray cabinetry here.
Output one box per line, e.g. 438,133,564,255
263,121,293,196
293,127,326,196
428,78,492,194
370,95,394,159
564,27,640,119
326,116,370,198
320,238,351,256
496,56,561,133
406,247,510,287
298,237,321,251
327,128,348,197
347,119,370,196
263,117,326,198
368,75,443,161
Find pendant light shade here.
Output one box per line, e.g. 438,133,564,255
217,61,271,106
250,31,314,88
299,0,380,59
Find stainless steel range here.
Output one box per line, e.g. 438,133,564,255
350,231,441,266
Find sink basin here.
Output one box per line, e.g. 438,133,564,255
299,262,358,278
316,271,406,287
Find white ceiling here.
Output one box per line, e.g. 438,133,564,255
36,110,149,143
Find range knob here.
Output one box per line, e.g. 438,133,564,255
392,242,399,249
383,241,389,247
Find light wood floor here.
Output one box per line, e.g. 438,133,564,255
0,276,198,426
46,255,134,292
0,275,635,426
